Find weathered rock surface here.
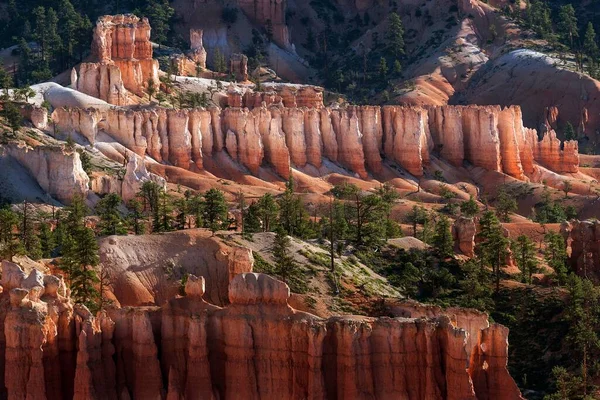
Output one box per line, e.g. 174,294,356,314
44,104,580,181
0,263,523,400
237,0,291,49
453,217,477,257
1,143,89,204
74,15,159,105
97,229,254,307
562,220,600,282
230,53,249,82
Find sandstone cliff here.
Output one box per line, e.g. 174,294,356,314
0,261,523,400
73,15,160,105
1,143,89,204
51,103,579,182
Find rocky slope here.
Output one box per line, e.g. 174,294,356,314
0,260,523,400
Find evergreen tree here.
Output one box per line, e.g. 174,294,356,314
584,22,599,61
564,121,577,141
564,275,600,397
155,189,173,232
375,184,400,239
203,188,228,233
127,199,145,235
139,0,175,46
2,102,22,134
558,5,578,48
476,211,510,293
332,184,386,246
173,195,189,230
495,187,517,222
18,201,41,260
544,231,569,285
63,226,100,310
512,234,538,283
187,194,204,229
406,205,428,237
38,222,55,258
432,214,454,259
278,185,310,238
0,208,21,261
460,196,479,217
243,202,262,234
147,78,156,101
0,67,13,97
64,194,88,230
272,226,297,283
387,12,405,58
378,57,388,78
96,193,127,236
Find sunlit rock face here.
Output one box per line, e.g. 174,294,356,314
0,262,523,400
72,14,159,105
50,103,579,182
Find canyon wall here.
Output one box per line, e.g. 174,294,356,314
237,0,291,49
52,103,579,181
0,262,523,400
73,15,160,105
1,143,89,204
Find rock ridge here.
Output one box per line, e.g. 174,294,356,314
51,103,579,181
0,262,523,400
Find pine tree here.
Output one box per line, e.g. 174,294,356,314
0,67,13,97
432,214,454,259
19,201,41,260
476,211,510,293
2,102,22,134
387,12,405,58
64,194,88,231
96,193,127,236
69,227,100,310
203,188,228,234
544,231,569,285
407,205,428,237
256,193,278,232
244,202,262,234
495,187,517,222
278,185,310,238
0,208,21,261
378,57,388,78
155,190,173,232
512,235,538,283
558,5,578,48
564,275,600,397
147,78,156,102
272,226,297,283
584,23,599,61
141,0,175,46
38,222,55,258
187,194,204,228
128,199,145,235
564,121,576,141
460,196,479,217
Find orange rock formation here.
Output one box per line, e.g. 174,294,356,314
51,103,579,181
72,15,159,105
2,143,89,204
0,262,523,400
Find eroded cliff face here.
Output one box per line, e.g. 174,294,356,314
73,15,160,105
1,143,89,204
51,103,579,182
561,220,600,282
0,262,523,400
